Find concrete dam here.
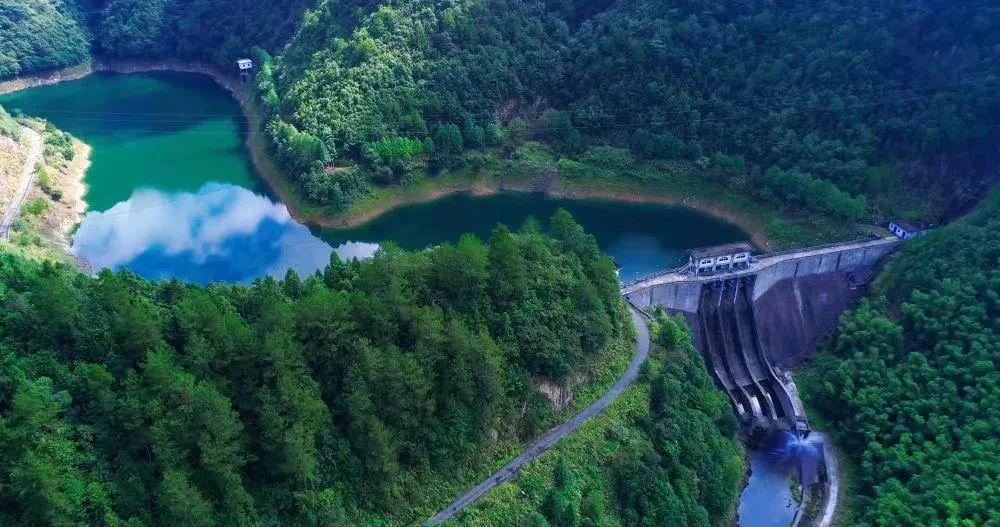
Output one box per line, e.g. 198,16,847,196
623,237,901,430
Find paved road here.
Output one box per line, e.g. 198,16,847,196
426,307,651,525
0,127,42,240
815,432,841,527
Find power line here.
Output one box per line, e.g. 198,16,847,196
10,70,1000,126
15,82,1000,138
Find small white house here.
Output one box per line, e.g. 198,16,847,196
689,242,753,274
237,59,254,82
888,220,930,240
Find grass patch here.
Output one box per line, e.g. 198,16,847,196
22,198,48,216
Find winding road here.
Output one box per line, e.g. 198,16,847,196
0,127,42,240
426,306,651,525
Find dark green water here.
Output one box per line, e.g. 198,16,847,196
0,71,748,283
318,193,748,282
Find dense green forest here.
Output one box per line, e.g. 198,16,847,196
261,0,999,219
93,0,316,68
0,0,315,77
3,1,997,222
450,310,743,527
801,193,1000,526
0,0,91,78
0,212,647,526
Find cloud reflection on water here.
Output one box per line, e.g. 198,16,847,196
72,183,379,283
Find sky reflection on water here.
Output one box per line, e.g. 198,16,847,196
73,183,376,283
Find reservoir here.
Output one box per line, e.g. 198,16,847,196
0,71,748,284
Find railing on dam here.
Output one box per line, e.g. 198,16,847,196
620,263,689,289
621,236,901,294
750,236,886,260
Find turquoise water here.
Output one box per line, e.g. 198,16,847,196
1,71,748,283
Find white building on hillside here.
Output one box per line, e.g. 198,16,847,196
888,220,931,240
689,242,753,274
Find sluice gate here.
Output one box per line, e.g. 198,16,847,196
698,277,792,429
623,237,902,430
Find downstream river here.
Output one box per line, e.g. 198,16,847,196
1,71,793,525
0,71,748,283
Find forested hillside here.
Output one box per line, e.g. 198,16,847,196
3,1,997,222
0,0,315,77
0,212,644,526
263,0,999,219
94,0,316,69
801,193,1000,525
0,0,90,78
451,311,744,527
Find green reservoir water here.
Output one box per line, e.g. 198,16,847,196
0,72,258,211
0,71,748,283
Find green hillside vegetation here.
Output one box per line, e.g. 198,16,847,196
0,0,316,79
95,0,316,69
449,310,743,527
259,0,999,220
0,0,91,78
0,212,679,527
0,103,19,138
799,193,1000,526
6,1,996,226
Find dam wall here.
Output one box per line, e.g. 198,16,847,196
626,281,701,313
755,271,868,369
623,237,902,429
751,241,900,301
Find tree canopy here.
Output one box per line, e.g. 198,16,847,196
450,310,743,527
261,0,999,218
0,0,91,78
4,1,998,220
801,193,1000,526
0,212,631,526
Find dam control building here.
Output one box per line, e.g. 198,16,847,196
690,242,753,274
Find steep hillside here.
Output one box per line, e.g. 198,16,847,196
94,0,316,69
0,0,91,77
0,212,657,527
265,0,999,219
800,193,1000,525
0,0,316,77
450,311,744,527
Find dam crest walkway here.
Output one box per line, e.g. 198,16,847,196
622,236,901,296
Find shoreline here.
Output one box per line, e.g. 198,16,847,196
52,138,91,249
1,60,776,249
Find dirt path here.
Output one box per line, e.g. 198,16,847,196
0,127,41,239
425,306,651,525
